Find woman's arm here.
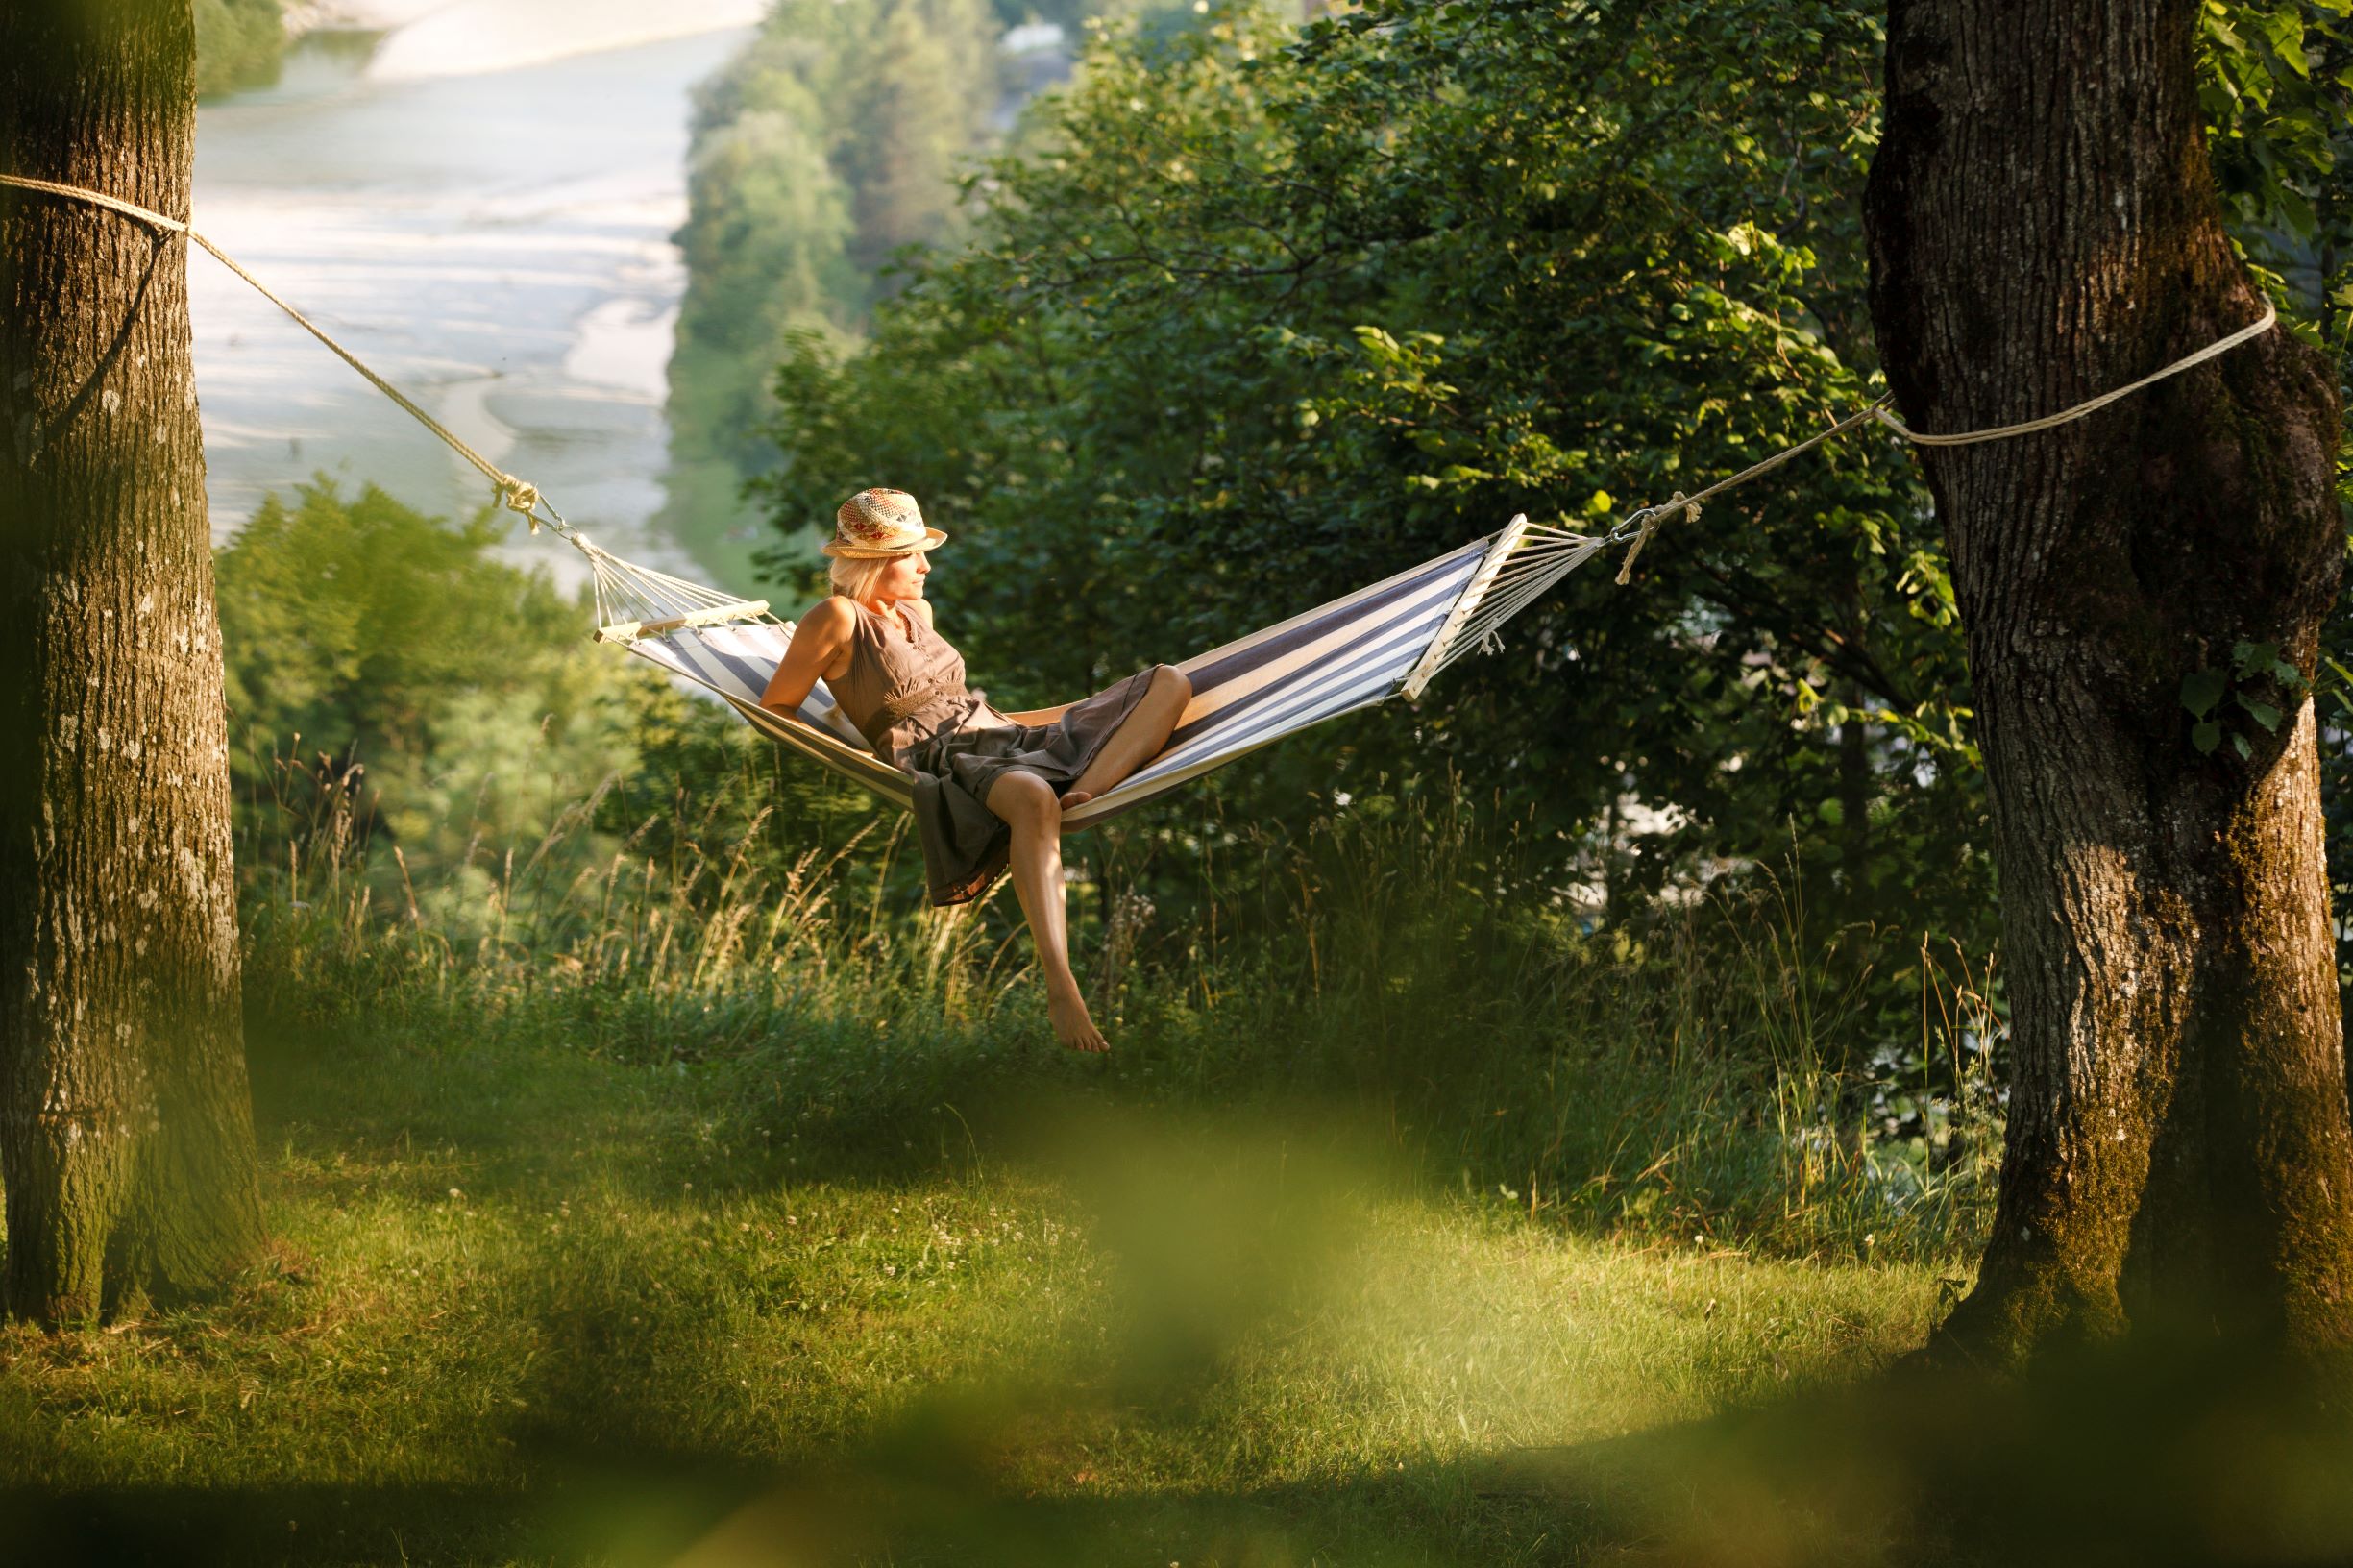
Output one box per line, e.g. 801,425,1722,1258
760,598,856,714
997,700,1075,724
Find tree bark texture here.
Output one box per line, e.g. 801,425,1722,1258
0,0,265,1323
1865,0,2353,1361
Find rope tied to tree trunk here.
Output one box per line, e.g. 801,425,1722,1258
0,171,576,542
1872,299,2279,447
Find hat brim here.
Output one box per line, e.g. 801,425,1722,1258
821,527,948,559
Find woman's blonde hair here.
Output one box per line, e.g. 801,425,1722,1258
828,552,898,602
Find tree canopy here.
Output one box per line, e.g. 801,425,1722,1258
761,1,1973,939
662,0,1004,579
756,0,2348,962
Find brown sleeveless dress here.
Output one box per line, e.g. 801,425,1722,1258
827,598,1159,905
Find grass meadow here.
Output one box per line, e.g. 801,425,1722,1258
0,1009,1950,1563
44,759,2273,1565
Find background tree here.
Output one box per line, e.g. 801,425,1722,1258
756,1,1985,1022
1864,0,2353,1361
660,0,1002,581
0,0,266,1323
191,0,285,99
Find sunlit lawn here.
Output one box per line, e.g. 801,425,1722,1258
0,1021,1947,1565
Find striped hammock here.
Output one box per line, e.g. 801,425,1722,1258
582,515,1606,828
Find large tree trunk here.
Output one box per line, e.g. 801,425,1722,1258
0,0,265,1324
1864,0,2353,1363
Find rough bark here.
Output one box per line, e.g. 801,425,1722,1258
1864,0,2353,1363
0,0,266,1324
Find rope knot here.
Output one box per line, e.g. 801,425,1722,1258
1615,492,1697,586
499,476,543,531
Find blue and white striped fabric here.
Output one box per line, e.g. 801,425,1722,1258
620,534,1495,827
625,622,918,811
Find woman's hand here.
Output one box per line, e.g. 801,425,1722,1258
761,598,856,714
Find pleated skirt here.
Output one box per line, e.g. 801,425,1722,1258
902,666,1160,906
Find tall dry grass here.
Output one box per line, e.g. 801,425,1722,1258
235,746,2003,1265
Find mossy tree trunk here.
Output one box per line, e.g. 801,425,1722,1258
0,0,265,1325
1865,0,2353,1363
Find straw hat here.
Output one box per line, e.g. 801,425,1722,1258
821,488,947,558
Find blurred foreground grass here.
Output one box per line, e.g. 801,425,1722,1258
34,653,2344,1561
7,806,2352,1565
0,1013,1943,1565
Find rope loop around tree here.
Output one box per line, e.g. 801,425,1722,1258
2,170,577,545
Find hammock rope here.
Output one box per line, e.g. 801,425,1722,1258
0,171,572,537
1872,301,2278,447
0,169,2289,820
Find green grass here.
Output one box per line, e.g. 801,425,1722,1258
0,773,2039,1562
234,763,2008,1275
0,1013,1947,1565
10,786,2351,1563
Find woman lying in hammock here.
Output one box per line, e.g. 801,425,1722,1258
759,489,1190,1054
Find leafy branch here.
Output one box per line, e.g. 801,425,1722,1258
2181,639,2311,757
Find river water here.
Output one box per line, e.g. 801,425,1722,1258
192,23,752,596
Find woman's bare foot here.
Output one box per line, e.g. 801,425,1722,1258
1047,981,1110,1053
1059,789,1093,810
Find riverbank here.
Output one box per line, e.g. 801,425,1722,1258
282,0,767,78
193,25,743,596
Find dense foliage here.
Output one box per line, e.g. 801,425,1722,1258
192,0,285,99
759,1,1979,960
756,0,2353,999
214,484,895,939
2203,0,2353,322
660,0,1006,579
216,484,638,928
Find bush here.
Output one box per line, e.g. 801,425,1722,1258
194,0,284,98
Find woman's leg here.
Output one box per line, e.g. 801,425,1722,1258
985,768,1107,1052
1060,665,1192,809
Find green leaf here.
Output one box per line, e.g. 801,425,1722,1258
2237,694,2284,732
2261,8,2309,74
2232,732,2253,760
2181,668,2228,718
2194,720,2223,754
